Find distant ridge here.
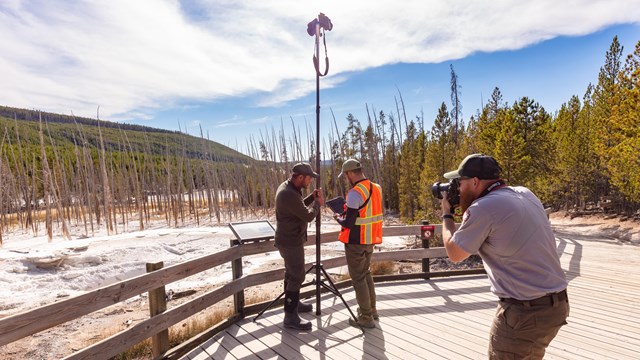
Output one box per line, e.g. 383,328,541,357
0,105,177,135
0,105,251,163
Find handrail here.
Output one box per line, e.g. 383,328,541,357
0,223,479,359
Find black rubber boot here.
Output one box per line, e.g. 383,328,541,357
284,280,312,313
283,291,312,331
298,300,313,313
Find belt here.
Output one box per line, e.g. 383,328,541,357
500,289,568,307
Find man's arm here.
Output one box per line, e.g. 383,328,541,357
335,188,362,228
441,196,471,263
442,217,471,263
336,207,358,228
283,189,318,223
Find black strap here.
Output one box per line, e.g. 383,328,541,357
478,180,506,199
356,181,374,211
313,29,330,77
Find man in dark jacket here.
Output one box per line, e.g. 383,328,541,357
275,162,323,330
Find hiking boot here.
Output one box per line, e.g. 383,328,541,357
284,311,312,331
349,314,376,329
358,307,379,320
298,301,313,313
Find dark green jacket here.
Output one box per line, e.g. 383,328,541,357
274,180,318,248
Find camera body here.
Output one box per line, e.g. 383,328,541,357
431,179,460,208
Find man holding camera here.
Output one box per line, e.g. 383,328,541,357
275,162,323,331
334,159,383,329
440,153,568,359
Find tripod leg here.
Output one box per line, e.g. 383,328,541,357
253,290,286,322
305,264,317,274
318,265,359,322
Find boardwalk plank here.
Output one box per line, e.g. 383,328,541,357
181,234,640,360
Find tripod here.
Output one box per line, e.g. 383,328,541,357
252,260,358,322
253,13,358,325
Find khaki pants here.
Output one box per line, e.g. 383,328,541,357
344,243,376,316
489,296,570,359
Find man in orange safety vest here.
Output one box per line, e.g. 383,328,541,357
334,159,383,329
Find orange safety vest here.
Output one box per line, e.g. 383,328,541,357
338,179,383,245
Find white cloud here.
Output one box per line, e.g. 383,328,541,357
1,0,639,120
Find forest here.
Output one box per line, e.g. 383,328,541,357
0,36,638,244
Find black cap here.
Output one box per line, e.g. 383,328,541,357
292,162,319,178
444,154,502,180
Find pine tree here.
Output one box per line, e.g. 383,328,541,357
398,120,424,221
510,97,553,194
492,109,526,184
475,87,506,154
592,36,624,200
607,40,640,204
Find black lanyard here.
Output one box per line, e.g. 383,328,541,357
479,180,506,199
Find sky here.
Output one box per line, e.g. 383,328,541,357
2,0,640,157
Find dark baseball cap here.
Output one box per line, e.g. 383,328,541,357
444,153,502,180
292,162,319,178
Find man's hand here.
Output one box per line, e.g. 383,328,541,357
440,191,452,215
313,188,324,206
440,190,470,263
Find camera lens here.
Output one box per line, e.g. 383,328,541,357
431,182,449,199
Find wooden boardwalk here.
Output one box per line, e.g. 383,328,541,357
182,231,640,360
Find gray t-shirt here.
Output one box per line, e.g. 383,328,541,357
346,188,364,209
452,186,567,300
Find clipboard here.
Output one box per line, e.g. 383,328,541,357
326,197,346,214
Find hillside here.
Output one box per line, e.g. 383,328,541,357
0,106,250,163
0,106,269,241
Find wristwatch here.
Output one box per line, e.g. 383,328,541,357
442,214,454,220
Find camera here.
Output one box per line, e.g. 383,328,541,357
307,12,333,36
431,179,460,208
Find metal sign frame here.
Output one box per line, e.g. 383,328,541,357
228,220,275,244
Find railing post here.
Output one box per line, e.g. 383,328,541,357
230,239,245,316
420,221,435,276
146,262,169,358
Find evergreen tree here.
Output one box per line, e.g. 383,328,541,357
474,87,506,154
398,121,425,221
492,109,526,184
419,103,457,221
510,97,554,196
342,113,363,159
592,36,624,199
550,95,598,208
607,40,640,204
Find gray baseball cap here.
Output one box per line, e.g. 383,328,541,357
338,159,362,178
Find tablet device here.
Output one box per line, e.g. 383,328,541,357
326,197,346,214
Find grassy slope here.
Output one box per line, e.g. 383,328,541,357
0,106,251,163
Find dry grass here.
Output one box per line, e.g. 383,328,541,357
110,301,235,360
370,260,395,275
334,260,396,281
110,288,281,359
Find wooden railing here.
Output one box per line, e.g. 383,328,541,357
0,224,483,360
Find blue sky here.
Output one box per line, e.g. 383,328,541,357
2,1,640,158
